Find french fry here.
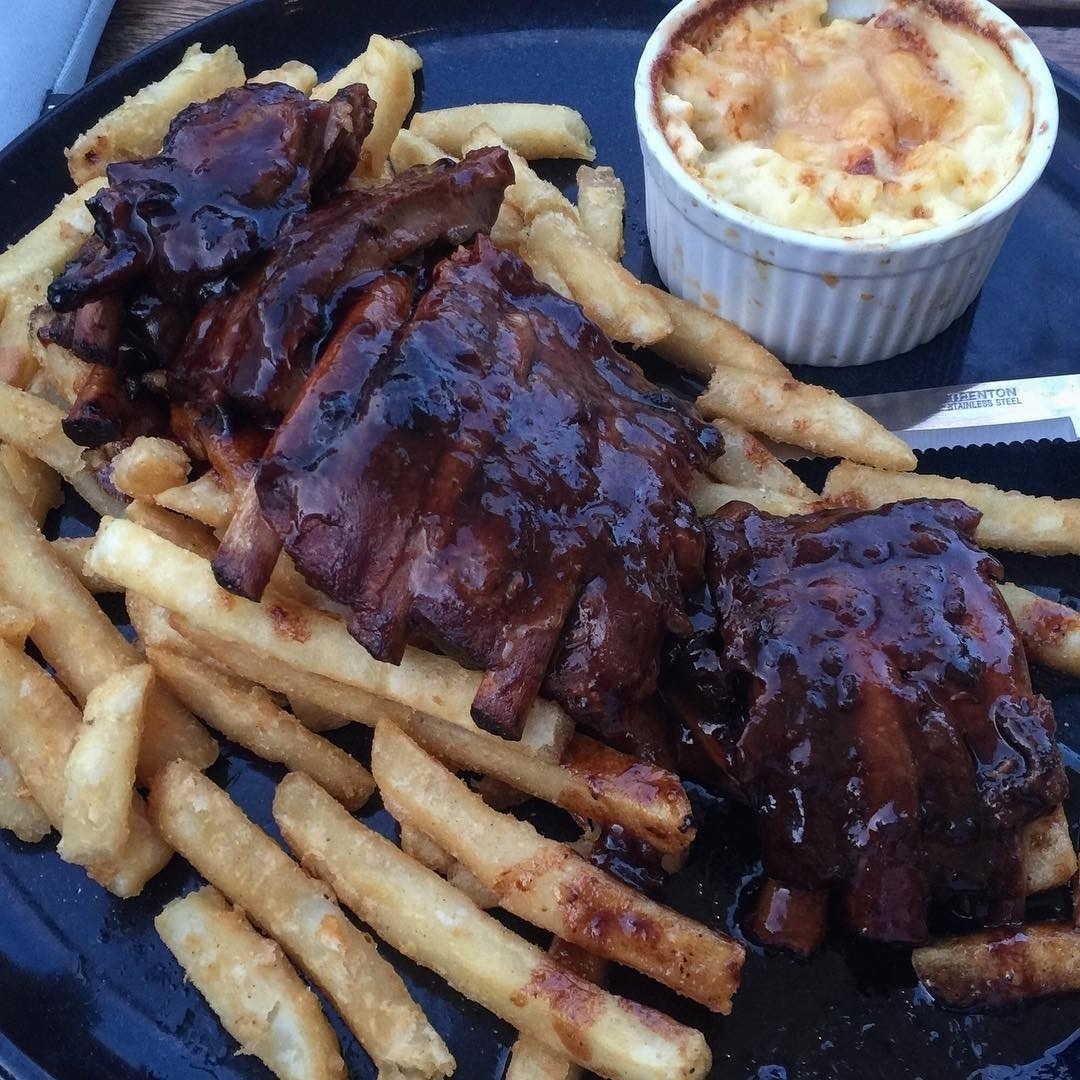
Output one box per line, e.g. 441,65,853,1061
86,518,574,760
47,537,116,593
0,445,62,525
155,470,236,528
248,60,318,93
274,771,713,1080
110,436,191,500
705,417,815,500
156,885,346,1080
0,468,216,781
30,340,93,406
372,721,744,1013
0,603,34,646
395,711,695,853
147,646,374,810
0,641,170,896
995,584,1080,677
522,212,673,346
0,752,52,843
689,476,815,518
698,370,917,473
59,665,153,866
0,382,87,480
313,36,422,178
913,923,1080,1008
286,694,351,734
647,286,789,380
822,461,1080,555
66,44,246,185
411,104,595,161
149,760,455,1079
575,165,625,260
399,823,500,910
124,500,219,560
389,128,453,173
1024,806,1078,894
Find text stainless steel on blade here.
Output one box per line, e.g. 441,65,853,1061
852,374,1080,451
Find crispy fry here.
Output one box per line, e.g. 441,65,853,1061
59,665,153,866
0,469,216,781
248,60,318,92
286,694,351,734
996,583,1080,675
647,286,789,380
124,501,219,559
86,518,573,759
913,923,1080,1008
66,44,246,184
110,437,191,500
389,129,453,173
372,721,744,1013
0,752,52,843
689,476,815,518
575,165,625,260
0,603,34,646
705,417,815,500
47,537,115,593
399,823,499,910
395,712,694,853
522,212,673,346
0,445,62,525
155,470,236,528
698,370,917,472
822,461,1080,555
274,770,713,1080
0,642,170,896
1024,806,1078,895
31,340,92,406
150,760,455,1079
313,36,422,178
147,646,374,810
156,885,346,1080
411,104,594,161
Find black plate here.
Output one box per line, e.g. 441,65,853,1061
1,2,1080,1078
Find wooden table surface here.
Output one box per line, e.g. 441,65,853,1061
92,0,1080,77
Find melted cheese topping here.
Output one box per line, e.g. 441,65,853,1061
658,0,1031,238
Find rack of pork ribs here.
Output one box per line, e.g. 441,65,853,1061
45,78,1066,950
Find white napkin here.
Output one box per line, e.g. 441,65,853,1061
0,0,118,149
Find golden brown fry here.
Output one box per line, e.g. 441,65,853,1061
0,382,86,479
124,501,219,559
0,752,52,843
996,583,1080,675
689,476,814,518
286,694,351,734
398,823,499,910
66,44,246,184
1024,806,1078,895
147,646,374,810
575,165,625,260
698,370,917,473
274,770,712,1080
86,518,573,759
156,885,346,1080
0,603,34,646
389,129,453,173
30,341,92,406
395,712,694,853
822,461,1080,555
248,60,318,92
0,445,62,525
411,104,594,161
47,537,115,593
0,468,216,782
522,212,673,346
314,36,422,178
59,665,153,866
913,923,1080,1008
647,286,789,380
150,760,455,1079
155,470,236,528
110,437,191,500
0,641,170,896
705,417,815,500
373,722,744,1013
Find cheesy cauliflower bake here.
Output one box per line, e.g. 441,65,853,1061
656,0,1032,238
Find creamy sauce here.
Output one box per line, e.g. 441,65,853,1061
657,0,1032,237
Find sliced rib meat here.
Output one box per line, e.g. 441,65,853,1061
255,236,722,738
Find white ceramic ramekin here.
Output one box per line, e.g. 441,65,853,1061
634,0,1060,366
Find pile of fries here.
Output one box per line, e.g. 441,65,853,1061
1,31,1080,1080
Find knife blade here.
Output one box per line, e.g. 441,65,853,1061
850,374,1080,452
